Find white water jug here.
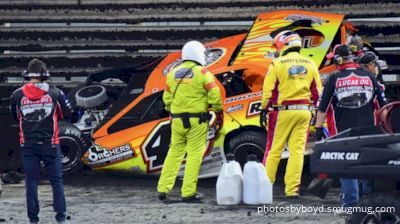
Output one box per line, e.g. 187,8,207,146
216,154,243,205
243,154,273,205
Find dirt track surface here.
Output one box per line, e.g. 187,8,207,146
0,172,345,224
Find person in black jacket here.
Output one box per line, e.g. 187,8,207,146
315,45,387,208
10,59,73,224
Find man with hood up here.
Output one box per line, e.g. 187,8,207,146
10,59,73,224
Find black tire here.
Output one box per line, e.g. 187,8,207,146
58,121,89,174
347,194,400,224
226,131,266,167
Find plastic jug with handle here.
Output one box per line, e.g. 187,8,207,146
216,153,243,205
243,154,273,205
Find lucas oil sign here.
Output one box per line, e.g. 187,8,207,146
86,144,135,167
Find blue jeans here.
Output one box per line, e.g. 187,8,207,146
21,144,66,223
340,179,371,207
340,178,359,207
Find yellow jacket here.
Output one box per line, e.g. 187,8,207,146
261,52,322,108
163,61,222,114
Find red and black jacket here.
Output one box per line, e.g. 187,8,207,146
10,82,73,146
319,63,388,134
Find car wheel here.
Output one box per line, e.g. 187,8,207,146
58,121,89,174
226,131,266,167
347,194,400,224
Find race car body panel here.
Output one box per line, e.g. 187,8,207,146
234,10,344,69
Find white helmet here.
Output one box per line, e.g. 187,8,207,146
181,40,206,66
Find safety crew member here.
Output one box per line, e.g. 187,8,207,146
260,30,322,198
315,45,387,208
157,41,223,203
10,59,73,224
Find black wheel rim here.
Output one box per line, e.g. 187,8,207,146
234,142,264,167
59,136,81,172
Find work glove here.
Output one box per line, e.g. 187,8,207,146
315,127,325,141
216,111,224,131
260,109,267,129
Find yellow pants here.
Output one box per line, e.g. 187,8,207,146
263,110,311,196
157,117,208,197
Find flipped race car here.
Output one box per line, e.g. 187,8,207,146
60,10,385,177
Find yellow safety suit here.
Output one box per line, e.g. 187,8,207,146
157,61,222,197
261,51,322,196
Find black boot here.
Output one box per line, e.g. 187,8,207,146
182,192,204,203
158,192,168,201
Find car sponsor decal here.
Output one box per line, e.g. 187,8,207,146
320,152,359,161
247,100,262,117
227,104,243,113
86,144,135,167
285,14,325,25
388,160,400,166
225,91,262,103
162,59,183,76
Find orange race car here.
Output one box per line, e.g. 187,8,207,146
59,10,380,177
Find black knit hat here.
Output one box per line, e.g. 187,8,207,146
334,44,352,58
359,51,378,64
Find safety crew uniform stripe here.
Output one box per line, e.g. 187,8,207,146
204,82,217,91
